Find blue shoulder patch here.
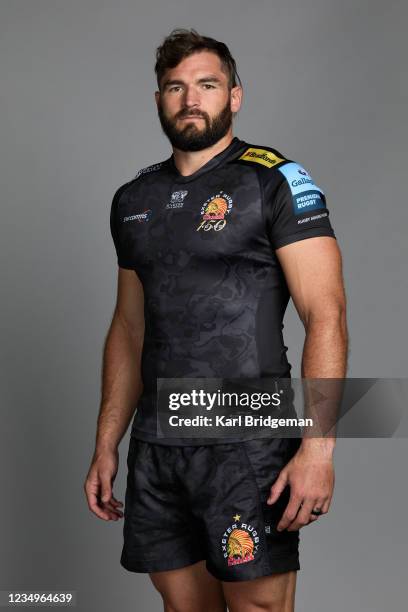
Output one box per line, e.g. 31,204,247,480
278,162,326,215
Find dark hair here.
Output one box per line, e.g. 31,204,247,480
155,28,242,91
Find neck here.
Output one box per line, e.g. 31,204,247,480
172,131,235,177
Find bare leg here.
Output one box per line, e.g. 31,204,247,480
150,560,227,612
222,570,297,612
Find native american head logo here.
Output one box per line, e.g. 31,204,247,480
197,191,233,232
221,517,260,567
227,529,255,561
203,197,229,220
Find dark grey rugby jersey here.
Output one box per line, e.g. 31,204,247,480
110,136,336,444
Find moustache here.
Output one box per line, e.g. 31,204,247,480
177,112,207,119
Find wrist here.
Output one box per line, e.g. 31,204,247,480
94,436,119,456
299,436,336,459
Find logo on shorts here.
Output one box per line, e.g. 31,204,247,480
165,190,188,209
196,191,233,232
221,514,260,566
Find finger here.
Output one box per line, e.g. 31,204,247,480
299,497,328,528
100,478,113,504
92,496,123,520
102,500,124,517
87,492,113,521
287,498,317,531
276,494,303,531
267,470,288,505
311,497,329,516
106,510,121,521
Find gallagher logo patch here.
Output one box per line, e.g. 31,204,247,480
196,191,233,232
278,162,326,215
221,514,260,566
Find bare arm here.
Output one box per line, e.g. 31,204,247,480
279,236,348,379
278,235,348,447
96,267,145,452
84,267,144,521
267,236,348,530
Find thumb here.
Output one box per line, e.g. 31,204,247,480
100,476,112,503
267,470,288,505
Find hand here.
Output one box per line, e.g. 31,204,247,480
266,444,334,531
84,448,124,521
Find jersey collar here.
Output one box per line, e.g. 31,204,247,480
166,136,247,183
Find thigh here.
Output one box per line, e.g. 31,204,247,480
222,570,297,612
150,560,227,612
195,437,301,582
121,439,206,574
194,439,300,582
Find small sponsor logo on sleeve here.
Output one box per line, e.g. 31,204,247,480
278,162,326,215
238,147,285,168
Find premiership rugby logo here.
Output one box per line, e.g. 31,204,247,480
196,191,233,232
221,514,260,566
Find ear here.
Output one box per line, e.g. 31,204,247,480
230,85,243,113
154,90,160,109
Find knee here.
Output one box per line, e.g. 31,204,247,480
164,604,226,612
228,595,291,612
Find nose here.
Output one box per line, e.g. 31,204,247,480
183,85,201,108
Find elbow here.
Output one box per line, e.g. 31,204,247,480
302,302,348,337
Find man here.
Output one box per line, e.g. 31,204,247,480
84,28,348,612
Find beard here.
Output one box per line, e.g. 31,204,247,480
157,98,233,152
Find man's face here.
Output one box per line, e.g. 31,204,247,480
155,51,242,151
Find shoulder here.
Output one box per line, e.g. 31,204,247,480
112,159,168,204
233,142,290,171
234,142,323,193
133,160,166,181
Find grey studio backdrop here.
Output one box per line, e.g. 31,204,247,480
1,1,407,611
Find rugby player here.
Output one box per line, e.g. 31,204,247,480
84,28,348,612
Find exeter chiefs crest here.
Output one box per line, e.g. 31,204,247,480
196,190,233,232
221,514,260,566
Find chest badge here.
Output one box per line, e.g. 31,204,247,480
196,190,233,232
165,190,188,209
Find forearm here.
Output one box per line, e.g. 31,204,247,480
94,312,143,454
301,311,348,378
300,312,348,455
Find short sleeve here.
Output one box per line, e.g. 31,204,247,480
109,183,134,269
266,161,336,250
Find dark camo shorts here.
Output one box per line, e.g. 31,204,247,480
120,436,302,582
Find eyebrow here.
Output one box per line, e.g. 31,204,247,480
162,76,223,90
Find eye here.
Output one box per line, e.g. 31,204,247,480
202,84,216,89
169,86,182,92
